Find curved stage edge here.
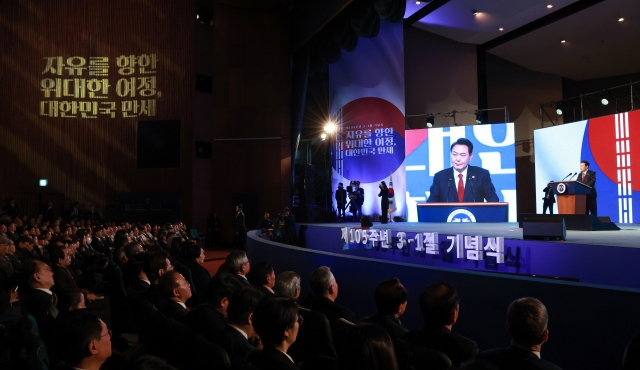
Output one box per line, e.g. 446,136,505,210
248,223,640,370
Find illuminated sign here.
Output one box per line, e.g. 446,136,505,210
340,227,505,263
39,54,160,118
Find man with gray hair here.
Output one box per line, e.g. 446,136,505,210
480,297,562,370
226,250,251,286
274,271,301,299
307,266,356,325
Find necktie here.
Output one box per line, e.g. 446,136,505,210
50,293,59,318
582,173,585,182
458,174,465,202
66,268,77,287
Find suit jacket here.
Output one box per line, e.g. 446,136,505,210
251,346,300,370
145,282,166,309
52,265,78,295
22,289,57,342
160,300,189,323
335,188,347,205
360,313,407,340
403,326,479,367
187,304,227,336
234,274,252,287
479,346,562,370
235,211,246,233
427,165,499,203
219,325,257,360
307,296,356,326
542,185,556,203
189,260,211,294
578,169,597,198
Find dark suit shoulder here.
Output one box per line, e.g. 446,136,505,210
160,300,188,322
308,297,356,324
361,314,408,340
251,347,299,370
480,346,562,370
403,327,478,367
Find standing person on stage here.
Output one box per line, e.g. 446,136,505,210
578,160,597,215
378,181,389,224
234,205,247,251
335,183,347,221
283,207,297,245
427,138,498,203
542,181,555,215
353,181,364,221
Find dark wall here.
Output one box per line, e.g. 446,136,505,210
211,0,292,238
249,233,640,370
0,0,195,219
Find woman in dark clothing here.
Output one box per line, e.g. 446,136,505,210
185,244,211,297
378,181,389,224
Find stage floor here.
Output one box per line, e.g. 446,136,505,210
301,221,640,249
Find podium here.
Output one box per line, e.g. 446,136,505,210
551,181,591,214
417,202,508,222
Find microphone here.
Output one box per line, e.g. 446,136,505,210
469,175,476,201
447,178,453,202
570,172,579,181
560,172,573,181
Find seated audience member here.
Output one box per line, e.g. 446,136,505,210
143,251,173,308
252,295,301,370
216,286,263,360
53,310,112,370
339,323,398,370
188,272,243,335
361,277,409,339
307,266,356,325
403,282,478,367
22,260,58,343
248,261,276,295
184,243,211,296
480,297,562,370
274,271,301,301
123,241,144,261
158,270,192,323
226,250,251,286
15,235,37,263
123,253,151,294
59,287,87,311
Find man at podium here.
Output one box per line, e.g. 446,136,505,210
579,160,597,215
427,138,499,203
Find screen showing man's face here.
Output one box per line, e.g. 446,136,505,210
451,144,473,172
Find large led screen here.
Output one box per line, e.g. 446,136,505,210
405,123,517,222
534,111,640,223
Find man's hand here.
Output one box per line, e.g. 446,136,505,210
86,292,98,301
9,291,19,303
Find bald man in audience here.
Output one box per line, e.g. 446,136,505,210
480,297,562,370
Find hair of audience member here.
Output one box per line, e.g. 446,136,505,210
227,286,263,325
507,297,549,347
123,354,179,370
124,253,146,280
60,288,85,310
248,261,273,286
253,295,299,348
339,323,399,370
143,251,170,282
309,266,335,298
374,278,408,316
114,235,129,250
158,270,182,299
184,243,203,261
23,260,41,286
274,271,301,298
123,241,142,259
53,310,106,367
226,250,248,274
17,235,34,247
50,245,67,266
419,282,460,329
205,272,243,306
76,229,88,239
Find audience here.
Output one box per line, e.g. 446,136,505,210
252,295,301,370
403,282,478,367
188,272,243,336
274,271,301,301
480,297,562,370
158,270,192,323
361,277,408,340
53,310,112,370
216,286,263,360
226,250,251,286
248,260,276,295
184,243,211,296
339,323,399,370
307,266,356,325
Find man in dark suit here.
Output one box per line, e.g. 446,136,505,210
52,310,112,370
22,261,58,345
252,296,301,370
403,282,478,367
579,160,597,215
226,250,251,286
361,277,408,340
307,266,356,327
216,287,263,360
427,138,499,203
188,272,243,336
542,181,556,214
234,204,246,250
480,297,562,370
335,183,347,220
158,270,192,323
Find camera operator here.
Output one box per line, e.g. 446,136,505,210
336,183,347,221
350,181,364,222
259,211,275,240
282,207,297,245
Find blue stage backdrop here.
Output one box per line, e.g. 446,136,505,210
405,124,517,221
329,20,406,220
535,110,640,222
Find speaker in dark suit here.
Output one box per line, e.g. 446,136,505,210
578,160,597,215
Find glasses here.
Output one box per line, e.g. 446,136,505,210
296,315,304,325
100,330,112,339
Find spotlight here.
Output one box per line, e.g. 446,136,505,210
426,115,435,128
618,17,624,22
555,103,563,116
560,40,566,43
324,122,337,133
601,91,610,106
499,27,504,31
547,4,553,9
321,133,327,140
473,10,480,16
416,0,421,4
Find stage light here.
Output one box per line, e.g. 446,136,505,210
320,133,327,140
555,103,563,116
39,179,48,187
618,17,624,22
601,90,610,106
415,0,421,4
499,28,504,31
560,40,566,43
324,122,336,133
426,115,435,128
601,98,609,106
473,10,480,16
547,4,553,9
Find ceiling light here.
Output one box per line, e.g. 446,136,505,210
416,0,421,4
618,17,624,22
547,4,553,9
426,115,435,128
473,10,480,16
602,90,610,106
324,122,337,133
499,27,504,31
555,103,563,116
560,40,566,43
601,98,609,106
